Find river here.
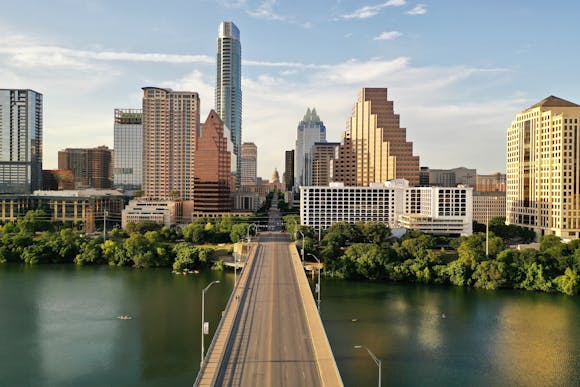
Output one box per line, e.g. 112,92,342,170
0,265,578,386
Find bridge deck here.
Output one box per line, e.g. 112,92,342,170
195,232,342,386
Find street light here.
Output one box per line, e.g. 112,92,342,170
200,280,220,368
307,253,321,313
354,345,381,387
298,230,305,262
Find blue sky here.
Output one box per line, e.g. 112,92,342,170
1,0,579,178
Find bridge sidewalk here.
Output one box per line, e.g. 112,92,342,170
195,243,257,386
289,243,343,387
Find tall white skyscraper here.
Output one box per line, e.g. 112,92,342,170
0,89,42,194
216,21,242,186
113,109,143,191
294,108,326,188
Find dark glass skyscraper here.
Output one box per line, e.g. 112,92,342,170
216,21,242,186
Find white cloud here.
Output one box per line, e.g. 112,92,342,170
341,0,407,20
247,0,285,21
374,31,403,41
407,4,427,15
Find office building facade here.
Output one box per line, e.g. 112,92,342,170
506,95,580,240
113,109,143,191
473,192,506,224
142,87,199,201
332,88,420,186
301,179,472,235
295,108,326,188
216,21,242,186
311,142,339,186
193,110,232,212
0,89,43,194
476,172,506,192
241,142,257,186
58,146,113,189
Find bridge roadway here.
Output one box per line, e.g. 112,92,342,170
195,232,342,386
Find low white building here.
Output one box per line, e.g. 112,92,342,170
300,179,472,236
121,199,182,228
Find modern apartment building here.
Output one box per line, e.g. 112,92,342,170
295,108,326,188
311,142,340,186
241,142,257,186
285,150,294,191
58,146,113,189
113,109,142,191
193,110,232,212
142,87,199,201
216,21,242,186
0,89,43,194
301,179,472,236
506,95,580,240
332,88,420,186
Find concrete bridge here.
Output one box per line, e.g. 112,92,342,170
194,232,343,386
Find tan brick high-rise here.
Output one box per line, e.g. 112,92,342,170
193,110,232,212
506,95,580,240
333,88,420,186
142,87,199,200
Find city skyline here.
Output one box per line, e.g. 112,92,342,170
1,1,579,177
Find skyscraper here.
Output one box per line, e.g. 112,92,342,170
333,88,420,186
295,108,326,188
194,110,232,212
113,109,143,191
142,87,199,200
241,142,257,186
0,89,42,194
285,150,295,191
311,142,340,186
58,146,113,189
506,95,580,240
216,21,242,186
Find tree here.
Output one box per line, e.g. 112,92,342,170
343,243,390,280
18,209,52,234
359,222,392,245
74,239,105,265
472,260,507,290
518,263,552,292
230,223,249,243
553,268,579,295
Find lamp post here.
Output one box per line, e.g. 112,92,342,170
298,230,305,262
103,210,108,242
200,280,220,368
307,253,321,313
354,345,381,387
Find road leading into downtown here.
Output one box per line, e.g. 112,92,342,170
212,232,322,386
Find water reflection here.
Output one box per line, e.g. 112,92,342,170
321,280,580,387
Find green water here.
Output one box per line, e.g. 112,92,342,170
1,265,578,386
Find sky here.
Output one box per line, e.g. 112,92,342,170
1,0,579,178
